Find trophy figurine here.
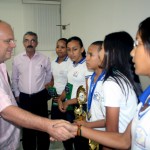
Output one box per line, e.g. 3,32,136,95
74,85,87,121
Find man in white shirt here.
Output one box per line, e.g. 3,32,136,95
11,31,52,150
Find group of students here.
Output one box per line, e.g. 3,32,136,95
49,36,91,149
49,21,144,149
52,17,150,150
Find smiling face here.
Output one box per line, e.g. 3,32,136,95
130,33,150,77
0,22,16,63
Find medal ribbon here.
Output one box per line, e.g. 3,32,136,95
87,70,105,112
138,85,150,119
139,85,150,105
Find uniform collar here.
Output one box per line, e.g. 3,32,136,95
73,57,86,67
55,56,68,63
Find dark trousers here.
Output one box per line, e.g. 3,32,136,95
19,89,50,150
62,110,75,150
74,136,89,150
51,103,66,119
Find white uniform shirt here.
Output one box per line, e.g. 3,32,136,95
51,57,71,95
12,51,52,96
67,58,92,99
103,77,138,133
131,101,150,150
87,76,105,131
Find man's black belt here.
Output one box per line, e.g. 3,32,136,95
20,89,46,98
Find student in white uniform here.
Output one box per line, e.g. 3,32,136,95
58,36,92,150
99,31,140,150
74,41,104,150
47,38,71,120
54,17,150,150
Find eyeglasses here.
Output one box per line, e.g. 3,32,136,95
133,40,143,48
0,39,17,44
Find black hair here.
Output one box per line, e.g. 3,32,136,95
102,31,142,96
67,36,86,57
58,38,67,43
23,31,38,41
91,41,103,52
138,17,150,55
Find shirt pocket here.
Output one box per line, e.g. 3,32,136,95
35,64,45,77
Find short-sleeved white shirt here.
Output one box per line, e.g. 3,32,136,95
87,76,105,131
51,57,71,95
67,58,92,99
103,77,138,133
131,100,150,150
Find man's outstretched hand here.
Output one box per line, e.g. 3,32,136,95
49,120,78,141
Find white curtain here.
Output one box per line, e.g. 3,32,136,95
23,3,61,51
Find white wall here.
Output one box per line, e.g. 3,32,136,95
61,0,150,89
0,0,59,75
0,0,149,89
0,0,24,74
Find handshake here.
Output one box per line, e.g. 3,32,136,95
49,120,79,141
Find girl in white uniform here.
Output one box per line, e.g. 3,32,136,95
74,41,105,150
58,36,92,150
100,31,141,143
48,38,71,119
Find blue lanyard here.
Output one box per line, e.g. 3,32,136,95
139,85,150,106
138,85,150,119
138,107,150,119
87,71,105,112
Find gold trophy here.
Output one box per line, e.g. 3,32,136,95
74,85,99,150
74,85,87,121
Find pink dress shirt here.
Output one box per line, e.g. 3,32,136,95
12,52,52,97
0,63,20,150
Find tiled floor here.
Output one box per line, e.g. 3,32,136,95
17,141,64,150
50,141,64,150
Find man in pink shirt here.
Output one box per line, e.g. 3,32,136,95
11,31,52,150
0,20,76,150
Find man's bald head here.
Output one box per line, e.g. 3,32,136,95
0,20,15,63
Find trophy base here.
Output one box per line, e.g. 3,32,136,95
89,139,99,150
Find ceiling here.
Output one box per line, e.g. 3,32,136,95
22,0,61,4
24,0,60,1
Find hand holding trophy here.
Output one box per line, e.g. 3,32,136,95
74,85,99,150
74,85,87,121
